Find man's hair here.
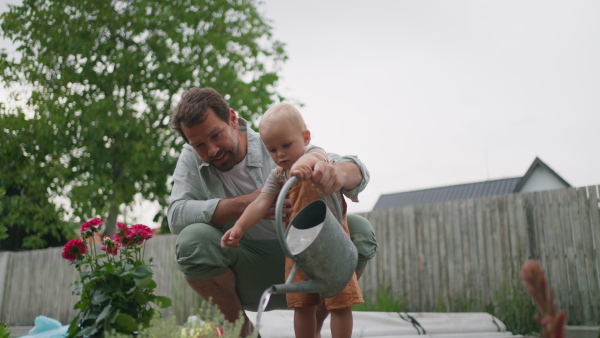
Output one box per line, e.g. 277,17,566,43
259,103,307,134
170,87,231,143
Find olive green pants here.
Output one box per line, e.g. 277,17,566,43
174,214,377,312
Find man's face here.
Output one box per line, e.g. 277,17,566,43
181,108,242,171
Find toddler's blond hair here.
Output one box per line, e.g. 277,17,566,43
260,103,307,133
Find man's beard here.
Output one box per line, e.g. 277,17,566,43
210,148,240,172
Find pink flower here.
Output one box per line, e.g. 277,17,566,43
101,236,119,256
61,239,87,262
114,222,133,246
80,218,105,234
128,224,153,245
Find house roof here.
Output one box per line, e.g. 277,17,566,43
372,157,571,210
514,157,571,192
372,177,522,210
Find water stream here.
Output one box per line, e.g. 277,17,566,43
253,222,323,335
254,287,274,335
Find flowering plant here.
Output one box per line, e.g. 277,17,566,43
520,259,567,338
62,218,171,337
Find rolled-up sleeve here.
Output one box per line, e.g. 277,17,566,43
327,153,370,203
168,146,221,234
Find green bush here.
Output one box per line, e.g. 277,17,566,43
0,322,11,338
353,286,406,312
435,279,538,336
489,277,539,336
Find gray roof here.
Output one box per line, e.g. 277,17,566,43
372,157,571,211
373,177,522,210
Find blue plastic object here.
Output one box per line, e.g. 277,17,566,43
19,316,68,338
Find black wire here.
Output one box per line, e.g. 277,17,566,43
398,312,426,335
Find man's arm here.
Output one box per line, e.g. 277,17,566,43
168,146,292,232
210,189,261,226
167,145,259,233
312,153,369,201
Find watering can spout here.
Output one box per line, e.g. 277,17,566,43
271,280,326,295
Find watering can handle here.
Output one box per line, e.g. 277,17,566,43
275,176,344,259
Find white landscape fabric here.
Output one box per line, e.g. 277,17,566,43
245,310,525,338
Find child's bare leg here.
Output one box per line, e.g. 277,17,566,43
294,305,318,338
329,307,353,338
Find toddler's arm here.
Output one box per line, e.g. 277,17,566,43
221,192,277,248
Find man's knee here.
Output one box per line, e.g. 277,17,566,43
175,223,230,281
346,214,378,270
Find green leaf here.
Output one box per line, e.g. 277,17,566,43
115,313,137,332
95,304,112,324
76,325,97,338
132,265,152,278
134,275,152,289
65,314,80,338
91,290,111,305
152,295,172,308
107,307,120,323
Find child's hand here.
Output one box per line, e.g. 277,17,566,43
221,226,244,249
290,163,313,180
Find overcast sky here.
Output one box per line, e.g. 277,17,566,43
260,0,600,213
1,0,599,221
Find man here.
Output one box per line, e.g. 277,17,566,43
168,87,377,337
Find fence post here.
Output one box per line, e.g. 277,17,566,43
0,252,10,318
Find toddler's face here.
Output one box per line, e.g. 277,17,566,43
261,121,308,171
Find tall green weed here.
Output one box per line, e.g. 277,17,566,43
353,286,406,312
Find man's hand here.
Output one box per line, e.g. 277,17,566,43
311,161,344,195
263,197,293,223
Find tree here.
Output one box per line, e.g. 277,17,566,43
0,0,286,236
0,112,75,250
0,189,7,242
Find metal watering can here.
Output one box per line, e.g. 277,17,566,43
269,176,358,298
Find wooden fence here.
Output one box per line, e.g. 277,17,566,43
0,235,205,326
1,185,598,326
357,185,600,325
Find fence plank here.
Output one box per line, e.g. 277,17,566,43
438,202,450,310
585,185,600,322
547,189,568,312
575,187,593,323
474,196,489,304
458,200,471,299
422,204,436,310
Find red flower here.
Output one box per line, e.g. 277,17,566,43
128,224,153,245
62,239,88,262
114,222,133,246
101,237,119,256
80,218,105,234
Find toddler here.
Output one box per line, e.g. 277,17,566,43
221,103,363,338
